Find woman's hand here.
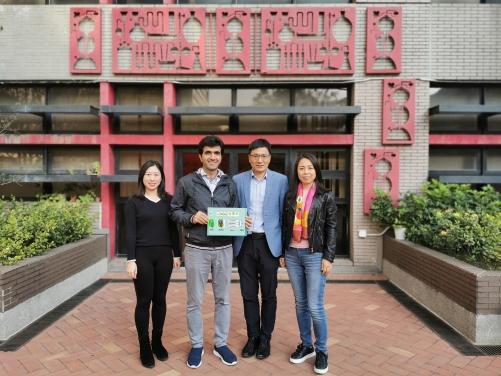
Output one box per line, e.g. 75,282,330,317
321,259,332,276
126,261,137,279
173,257,181,269
279,257,286,268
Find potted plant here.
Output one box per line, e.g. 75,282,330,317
369,189,407,240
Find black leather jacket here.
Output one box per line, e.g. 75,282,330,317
282,184,337,262
171,172,238,247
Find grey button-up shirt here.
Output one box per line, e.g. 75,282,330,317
197,167,223,193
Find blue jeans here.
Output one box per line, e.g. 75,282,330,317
285,247,328,354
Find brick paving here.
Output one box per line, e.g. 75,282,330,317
1,272,500,376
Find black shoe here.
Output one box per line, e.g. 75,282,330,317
289,343,315,364
139,338,155,368
241,336,259,358
314,352,328,374
151,336,169,361
256,337,270,360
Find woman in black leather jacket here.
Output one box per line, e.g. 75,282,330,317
280,153,336,375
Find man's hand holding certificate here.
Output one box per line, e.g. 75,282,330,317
207,207,247,236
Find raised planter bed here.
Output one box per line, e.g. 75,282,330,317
0,235,107,341
383,235,501,345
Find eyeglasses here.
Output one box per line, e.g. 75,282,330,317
249,154,271,160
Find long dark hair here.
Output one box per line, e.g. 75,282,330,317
293,153,324,189
136,160,167,199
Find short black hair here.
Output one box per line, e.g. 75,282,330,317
293,153,323,184
248,138,271,155
198,135,225,155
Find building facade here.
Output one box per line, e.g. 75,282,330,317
0,0,500,271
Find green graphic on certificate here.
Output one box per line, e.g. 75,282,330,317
207,207,247,237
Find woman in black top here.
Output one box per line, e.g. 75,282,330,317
125,160,181,369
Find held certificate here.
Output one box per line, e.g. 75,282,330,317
207,207,247,237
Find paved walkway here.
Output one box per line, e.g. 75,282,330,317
1,272,500,376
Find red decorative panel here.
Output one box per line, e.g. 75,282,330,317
364,149,399,214
366,7,402,74
216,9,251,75
112,8,206,74
261,8,355,75
70,8,101,74
382,79,415,145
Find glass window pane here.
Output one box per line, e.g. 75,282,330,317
430,86,481,133
0,183,43,199
295,88,348,106
49,148,100,174
114,0,162,3
51,182,100,199
297,115,347,133
177,88,231,107
177,0,233,3
303,150,347,171
485,87,501,132
486,149,501,172
487,115,501,133
49,86,100,133
430,114,479,132
429,149,479,172
0,86,44,133
239,115,287,132
181,152,229,176
1,0,44,4
0,149,43,173
117,149,163,172
237,88,290,107
430,87,481,107
119,182,137,198
49,0,99,4
180,115,230,132
115,86,163,133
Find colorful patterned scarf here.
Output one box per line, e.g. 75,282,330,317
292,183,316,243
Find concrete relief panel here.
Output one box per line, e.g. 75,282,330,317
366,7,402,74
364,149,399,214
112,8,206,74
382,79,415,145
70,8,102,74
216,8,251,75
261,8,355,75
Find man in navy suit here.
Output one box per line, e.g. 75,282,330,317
233,139,289,360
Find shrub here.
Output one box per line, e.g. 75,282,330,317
0,194,93,266
372,180,501,271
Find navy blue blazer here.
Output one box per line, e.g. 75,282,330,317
232,169,289,257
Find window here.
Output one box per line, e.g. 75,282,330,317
429,147,501,189
115,148,163,173
0,84,99,134
114,85,163,134
49,148,100,174
430,84,501,134
177,88,231,133
485,87,501,133
48,86,99,133
0,148,44,173
0,86,44,133
177,0,349,3
175,85,353,134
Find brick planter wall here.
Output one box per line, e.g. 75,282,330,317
0,235,107,340
383,236,501,345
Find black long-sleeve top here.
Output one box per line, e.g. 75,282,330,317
125,195,181,260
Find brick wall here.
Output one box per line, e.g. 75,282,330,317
383,236,501,315
0,235,107,313
0,4,500,81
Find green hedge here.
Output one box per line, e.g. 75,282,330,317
0,194,93,266
371,180,501,271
